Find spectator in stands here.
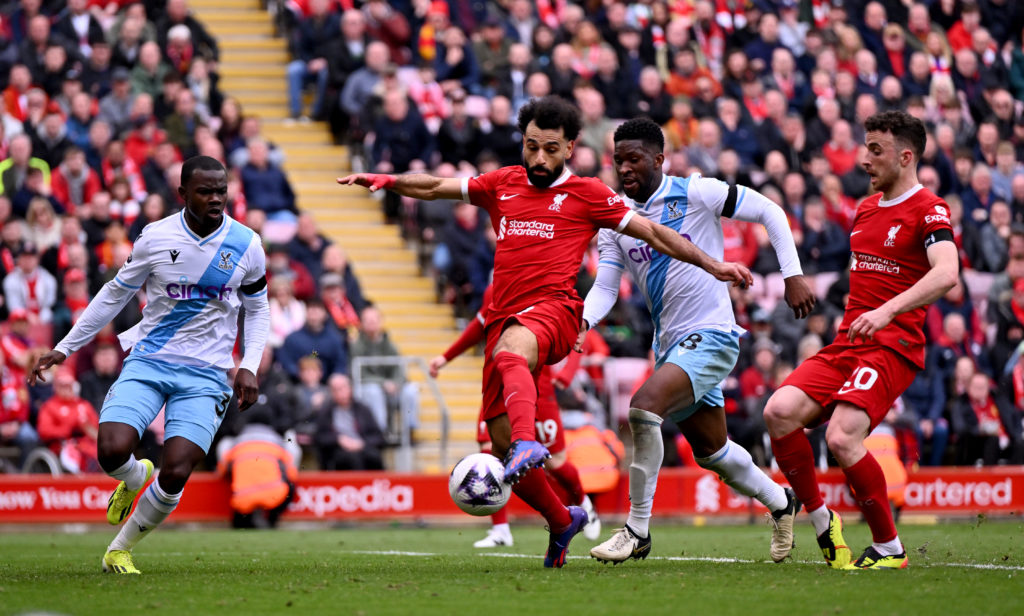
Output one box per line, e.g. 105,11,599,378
51,146,100,215
362,0,410,66
25,196,61,252
240,137,296,222
2,64,33,122
319,244,367,313
629,66,672,125
294,355,329,449
3,241,56,323
434,25,479,95
28,110,71,169
12,167,63,219
951,371,1024,465
371,88,432,175
473,15,511,96
163,88,204,157
51,266,90,347
278,298,348,382
320,271,361,336
76,341,120,414
286,0,337,123
267,276,305,350
350,305,420,435
478,95,521,168
266,242,314,300
315,373,386,471
287,212,330,281
110,13,148,69
962,162,998,226
339,40,390,142
436,89,479,166
0,133,49,199
0,348,38,467
687,119,722,176
130,41,169,100
98,67,135,137
36,368,99,474
324,9,371,139
156,0,219,67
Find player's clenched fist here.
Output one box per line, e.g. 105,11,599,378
337,173,396,193
234,367,259,411
709,261,754,289
428,355,447,378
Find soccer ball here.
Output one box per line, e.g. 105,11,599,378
448,453,511,516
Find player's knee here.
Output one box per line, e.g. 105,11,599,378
629,392,663,417
97,437,134,473
157,460,194,494
762,396,788,429
825,429,858,464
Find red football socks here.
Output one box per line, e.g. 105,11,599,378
771,429,826,513
512,467,571,531
842,453,898,543
547,461,584,506
494,351,538,443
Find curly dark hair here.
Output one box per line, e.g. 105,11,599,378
181,155,226,186
516,95,583,141
863,111,926,160
613,117,665,153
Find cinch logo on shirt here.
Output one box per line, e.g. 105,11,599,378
627,233,692,264
165,283,235,300
850,252,900,274
496,216,555,240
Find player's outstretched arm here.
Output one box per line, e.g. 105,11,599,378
848,240,959,342
724,182,815,318
337,173,465,201
622,214,753,288
28,279,141,385
432,313,486,377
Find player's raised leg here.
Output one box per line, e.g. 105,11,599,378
104,436,206,574
102,423,154,526
677,405,798,563
488,414,585,568
493,324,550,482
827,404,908,569
765,385,852,569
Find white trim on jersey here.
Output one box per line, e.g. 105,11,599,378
879,183,924,207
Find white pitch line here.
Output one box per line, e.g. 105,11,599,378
346,550,1024,571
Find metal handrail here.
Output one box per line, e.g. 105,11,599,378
350,356,450,472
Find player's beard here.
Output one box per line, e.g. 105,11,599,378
526,162,564,188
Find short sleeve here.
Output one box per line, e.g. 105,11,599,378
241,235,267,289
596,229,626,271
113,226,153,290
586,180,634,231
465,168,505,215
688,174,732,216
920,199,954,239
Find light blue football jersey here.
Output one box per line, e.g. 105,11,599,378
597,173,745,359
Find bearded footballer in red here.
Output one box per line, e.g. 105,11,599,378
339,95,752,567
764,111,959,570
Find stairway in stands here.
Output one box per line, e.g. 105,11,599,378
188,0,480,472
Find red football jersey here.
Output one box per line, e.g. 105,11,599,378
840,185,954,368
463,166,633,318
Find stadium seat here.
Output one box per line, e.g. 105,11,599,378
602,357,651,425
21,448,62,476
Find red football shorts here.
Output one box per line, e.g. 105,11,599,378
476,367,566,453
479,299,582,423
781,341,918,431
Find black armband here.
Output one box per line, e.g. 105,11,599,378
923,228,954,248
721,184,738,218
240,275,268,296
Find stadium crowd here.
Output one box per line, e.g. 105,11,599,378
2,0,1024,478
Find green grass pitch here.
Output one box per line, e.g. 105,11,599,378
1,517,1021,616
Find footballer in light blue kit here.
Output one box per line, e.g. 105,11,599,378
29,157,270,575
585,118,816,565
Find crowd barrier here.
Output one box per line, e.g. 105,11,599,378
0,467,1020,523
